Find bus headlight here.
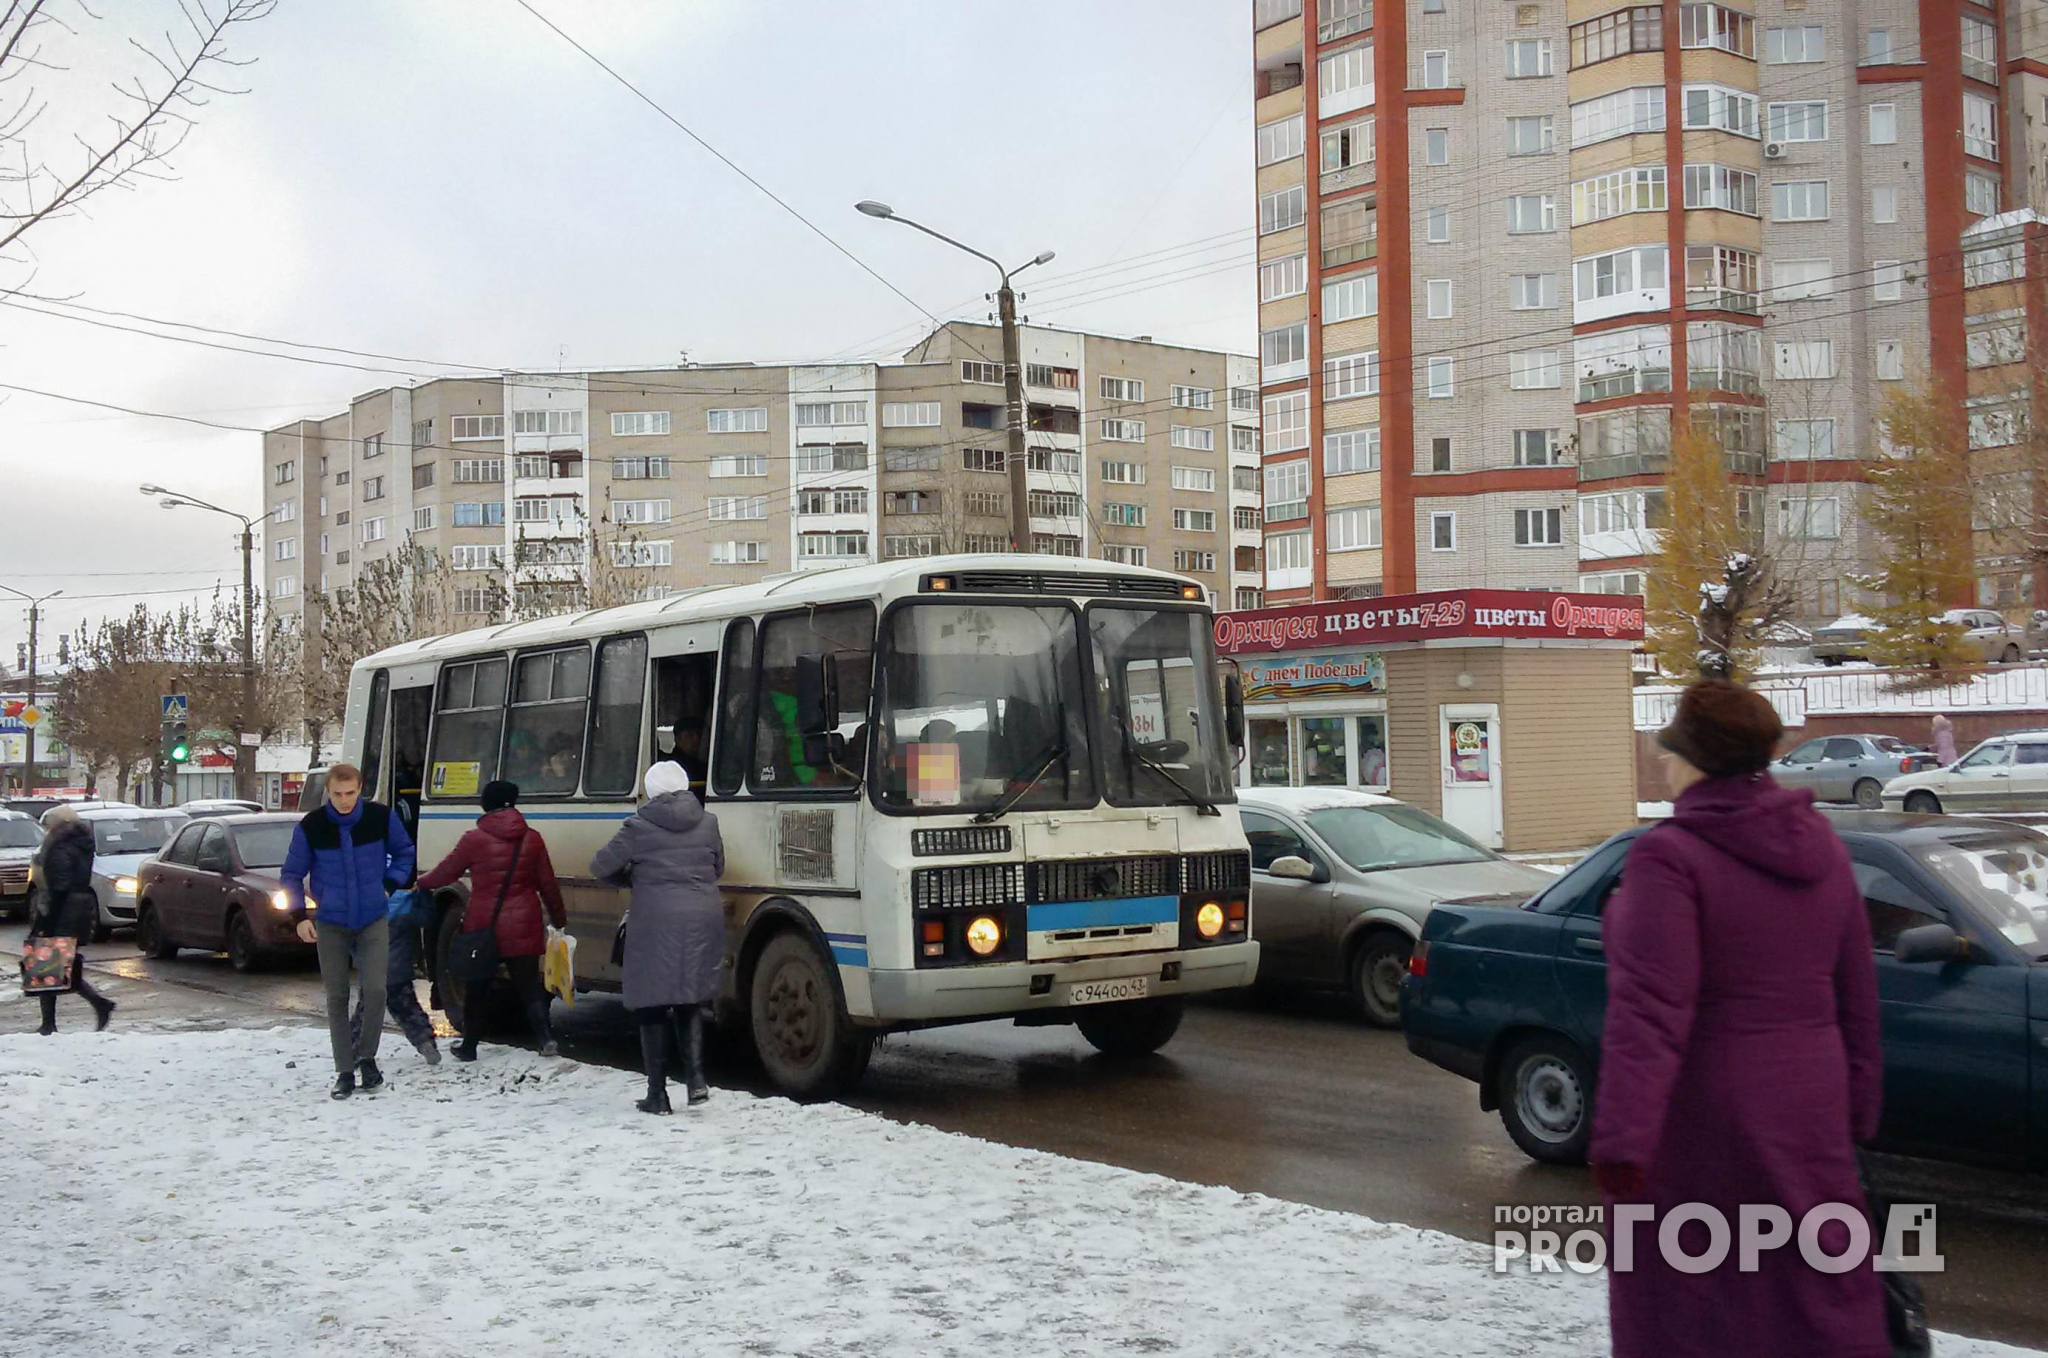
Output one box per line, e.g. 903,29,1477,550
1196,902,1225,939
965,916,1003,957
114,877,138,896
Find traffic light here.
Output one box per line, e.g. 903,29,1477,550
165,719,190,765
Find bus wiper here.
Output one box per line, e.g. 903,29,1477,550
973,735,1068,824
1119,720,1220,817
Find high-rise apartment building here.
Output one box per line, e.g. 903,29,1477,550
1252,0,2033,615
259,324,1263,625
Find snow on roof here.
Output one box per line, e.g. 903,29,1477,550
1237,786,1401,814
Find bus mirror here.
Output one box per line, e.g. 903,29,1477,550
796,653,840,737
1223,673,1246,751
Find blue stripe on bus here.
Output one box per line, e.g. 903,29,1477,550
829,945,870,967
1027,895,1179,932
822,931,866,945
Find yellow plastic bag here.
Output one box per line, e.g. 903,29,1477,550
543,926,576,1007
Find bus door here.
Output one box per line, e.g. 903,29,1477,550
388,685,433,842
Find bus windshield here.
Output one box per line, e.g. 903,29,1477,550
875,602,1095,815
1090,605,1234,809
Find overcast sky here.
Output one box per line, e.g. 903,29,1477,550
0,0,1254,667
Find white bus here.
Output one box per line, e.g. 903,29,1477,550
342,555,1257,1097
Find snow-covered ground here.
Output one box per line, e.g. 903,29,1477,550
0,1028,2037,1358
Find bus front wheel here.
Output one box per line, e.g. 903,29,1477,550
748,930,872,1101
1075,996,1185,1058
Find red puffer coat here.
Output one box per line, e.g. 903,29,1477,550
418,807,567,958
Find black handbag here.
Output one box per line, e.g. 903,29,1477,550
610,913,628,967
1863,1157,1933,1358
450,836,522,986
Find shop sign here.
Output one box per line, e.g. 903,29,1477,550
1241,650,1386,701
1215,588,1645,655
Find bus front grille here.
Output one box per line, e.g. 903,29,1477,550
1029,854,1177,904
1181,850,1252,896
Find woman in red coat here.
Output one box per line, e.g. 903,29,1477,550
418,780,568,1060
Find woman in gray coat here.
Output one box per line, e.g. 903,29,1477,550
590,760,725,1114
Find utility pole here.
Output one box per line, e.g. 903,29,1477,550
0,585,61,795
854,200,1054,554
998,281,1032,551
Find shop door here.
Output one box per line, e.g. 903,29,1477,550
1439,704,1503,848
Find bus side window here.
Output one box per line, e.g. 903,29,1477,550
712,618,757,797
585,634,649,798
652,652,717,789
360,670,390,801
503,647,591,797
428,656,508,798
752,604,875,794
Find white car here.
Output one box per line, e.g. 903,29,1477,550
1882,731,2048,815
0,809,42,922
38,799,138,828
62,807,189,939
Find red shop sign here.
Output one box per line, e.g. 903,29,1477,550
1214,588,1645,656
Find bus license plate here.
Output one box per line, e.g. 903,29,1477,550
1068,976,1150,1006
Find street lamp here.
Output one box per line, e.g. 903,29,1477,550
0,583,62,795
141,485,280,801
855,200,1054,553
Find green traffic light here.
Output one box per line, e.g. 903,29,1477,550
170,742,190,763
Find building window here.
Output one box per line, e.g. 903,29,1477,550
1099,459,1145,485
1773,339,1835,380
1513,429,1561,466
1506,194,1556,234
1425,206,1449,242
882,448,940,474
1263,392,1310,453
1423,278,1454,319
1504,38,1553,77
1770,180,1829,221
1421,49,1450,87
1259,185,1308,235
1571,6,1663,66
1025,364,1079,389
1327,504,1381,551
1319,42,1376,115
1871,260,1904,302
1103,544,1149,567
274,499,297,523
1963,92,1996,158
1508,350,1562,389
1508,273,1559,310
273,460,296,485
1174,508,1219,534
360,517,386,543
1430,512,1456,551
1514,508,1564,546
1424,128,1449,165
1505,115,1554,156
615,499,672,525
1966,172,1999,216
1100,418,1148,444
1171,465,1217,492
451,544,503,571
1683,163,1758,215
1256,0,1301,26
796,443,869,473
1864,28,1893,63
1872,185,1898,223
1967,319,2026,369
1102,501,1147,528
1426,357,1454,398
1572,166,1666,225
451,415,504,441
1321,117,1375,172
1024,490,1082,521
1764,24,1823,63
1573,244,1670,320
1868,103,1897,145
711,540,768,565
612,456,672,480
960,361,1002,386
1258,114,1305,166
1962,13,1996,82
361,476,385,501
1681,85,1758,137
1774,419,1836,460
1767,100,1829,143
1099,375,1145,402
1262,323,1310,382
1431,437,1452,472
1323,349,1379,399
1779,497,1840,540
1265,529,1312,589
1324,427,1380,475
881,535,940,560
1770,258,1833,301
880,401,940,428
1571,86,1665,146
1685,244,1759,312
1263,459,1310,522
274,538,296,561
453,501,504,527
797,531,870,559
1680,3,1755,55
1173,549,1217,573
1171,385,1215,411
1322,274,1378,322
1874,340,1905,381
599,411,666,438
709,495,769,522
452,458,503,483
1575,325,1674,401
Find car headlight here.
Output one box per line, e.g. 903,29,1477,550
271,889,291,912
1196,902,1225,939
114,876,138,895
964,915,1003,957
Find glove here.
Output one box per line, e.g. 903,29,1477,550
1591,1160,1647,1200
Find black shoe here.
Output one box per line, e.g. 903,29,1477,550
35,1020,55,1036
357,1060,385,1095
683,1008,710,1106
331,1071,355,1100
91,998,115,1032
636,1088,673,1115
452,1041,478,1063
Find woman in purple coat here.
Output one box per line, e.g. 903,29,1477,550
1591,679,1888,1358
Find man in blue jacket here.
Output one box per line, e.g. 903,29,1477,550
280,762,417,1101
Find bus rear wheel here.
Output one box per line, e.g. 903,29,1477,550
749,930,872,1101
1075,996,1185,1058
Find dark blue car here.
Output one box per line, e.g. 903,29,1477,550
1401,810,2048,1169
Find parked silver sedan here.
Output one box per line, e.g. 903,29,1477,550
1239,788,1554,1027
1771,733,1938,808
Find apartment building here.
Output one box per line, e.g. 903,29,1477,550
259,324,1263,625
1252,0,2028,618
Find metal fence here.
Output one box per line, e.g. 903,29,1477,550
1635,664,2048,730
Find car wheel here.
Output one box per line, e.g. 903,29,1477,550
227,911,264,973
1075,996,1186,1057
1496,1033,1594,1165
136,904,178,960
1820,656,1841,667
1852,779,1883,811
90,920,112,944
1904,791,1943,815
2004,644,2024,664
1349,931,1412,1029
748,930,872,1099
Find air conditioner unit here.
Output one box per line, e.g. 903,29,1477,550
1763,141,1787,159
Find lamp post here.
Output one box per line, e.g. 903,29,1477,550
0,584,61,794
140,484,279,801
855,200,1054,554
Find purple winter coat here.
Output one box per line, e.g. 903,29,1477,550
1590,775,1888,1358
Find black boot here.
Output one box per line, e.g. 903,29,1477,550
635,1019,671,1115
678,1007,709,1106
331,1070,355,1100
36,993,56,1036
525,1000,558,1058
357,1060,385,1095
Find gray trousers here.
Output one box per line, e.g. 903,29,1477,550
316,917,389,1073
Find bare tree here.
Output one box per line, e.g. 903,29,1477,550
54,605,175,799
1,0,274,275
298,540,458,750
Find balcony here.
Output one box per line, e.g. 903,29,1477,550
1321,234,1377,269
1578,449,1768,482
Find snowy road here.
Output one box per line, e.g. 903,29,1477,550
0,1028,2039,1358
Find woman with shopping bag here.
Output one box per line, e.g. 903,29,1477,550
24,806,114,1033
416,780,568,1061
590,760,723,1114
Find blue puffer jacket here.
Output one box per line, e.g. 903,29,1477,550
279,800,417,931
